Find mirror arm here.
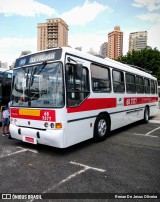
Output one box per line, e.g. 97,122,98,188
67,57,77,64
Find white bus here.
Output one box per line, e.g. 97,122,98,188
10,47,159,148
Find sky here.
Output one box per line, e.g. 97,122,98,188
0,0,160,66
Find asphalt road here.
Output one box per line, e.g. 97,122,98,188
0,111,160,201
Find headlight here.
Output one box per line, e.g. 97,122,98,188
11,119,17,125
50,123,55,128
44,122,48,128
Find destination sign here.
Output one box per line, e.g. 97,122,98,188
29,52,55,63
14,49,62,68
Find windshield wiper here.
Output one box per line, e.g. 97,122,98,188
26,69,29,87
30,61,47,86
28,61,47,107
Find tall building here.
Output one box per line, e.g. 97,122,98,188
108,26,123,60
100,42,108,58
37,18,69,51
129,31,147,52
0,61,8,69
21,50,31,56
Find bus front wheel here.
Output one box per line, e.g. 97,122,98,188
94,114,110,142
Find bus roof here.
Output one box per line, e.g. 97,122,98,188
61,47,156,80
15,47,156,80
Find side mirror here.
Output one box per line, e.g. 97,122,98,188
67,57,83,79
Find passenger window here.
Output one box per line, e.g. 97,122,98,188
144,78,150,94
151,80,156,94
126,73,136,93
136,76,144,94
113,70,125,93
66,64,90,107
91,64,111,92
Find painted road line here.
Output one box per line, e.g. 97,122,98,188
145,126,160,137
0,149,28,158
0,147,38,158
17,146,38,153
133,133,158,138
70,161,105,172
27,161,105,202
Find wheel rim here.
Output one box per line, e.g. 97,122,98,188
98,119,107,136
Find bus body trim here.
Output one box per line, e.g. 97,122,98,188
67,98,117,113
11,108,56,122
67,105,157,123
124,97,158,106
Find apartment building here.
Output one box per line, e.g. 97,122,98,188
37,18,69,51
129,31,147,52
100,42,108,58
108,26,123,60
0,61,8,69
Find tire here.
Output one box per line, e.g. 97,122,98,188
143,107,149,123
94,114,110,142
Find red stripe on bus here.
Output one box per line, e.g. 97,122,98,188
10,108,56,122
124,97,158,106
67,98,117,113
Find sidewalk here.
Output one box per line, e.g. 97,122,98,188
149,109,160,124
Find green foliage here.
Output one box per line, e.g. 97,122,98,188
117,47,160,83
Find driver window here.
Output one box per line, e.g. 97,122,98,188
66,64,90,107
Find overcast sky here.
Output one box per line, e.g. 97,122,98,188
0,0,160,66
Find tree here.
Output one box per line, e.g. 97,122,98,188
117,48,160,82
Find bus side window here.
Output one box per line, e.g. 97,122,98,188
126,73,136,94
151,80,156,94
112,70,125,93
91,64,111,92
144,78,150,94
136,76,144,94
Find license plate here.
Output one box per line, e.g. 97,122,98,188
23,136,37,144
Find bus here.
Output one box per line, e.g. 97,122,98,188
0,69,13,122
10,47,159,148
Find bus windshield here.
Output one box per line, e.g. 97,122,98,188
12,62,64,108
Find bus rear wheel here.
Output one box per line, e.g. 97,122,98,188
143,106,149,123
94,114,110,142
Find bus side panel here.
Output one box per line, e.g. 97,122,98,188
149,104,159,116
65,112,96,147
110,108,144,131
65,120,94,147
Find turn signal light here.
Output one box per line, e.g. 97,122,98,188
55,123,62,129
